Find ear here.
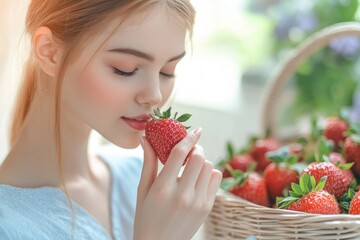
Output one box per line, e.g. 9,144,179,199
33,26,62,77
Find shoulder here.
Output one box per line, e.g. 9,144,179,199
0,213,40,240
0,188,45,239
0,196,23,239
0,186,106,240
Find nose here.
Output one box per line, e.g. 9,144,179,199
136,75,163,107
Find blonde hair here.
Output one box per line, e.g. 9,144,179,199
9,0,195,235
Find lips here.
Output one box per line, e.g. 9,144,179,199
122,114,151,131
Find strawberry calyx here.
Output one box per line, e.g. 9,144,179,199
265,128,272,138
266,146,298,166
339,181,358,213
339,109,350,123
349,134,360,145
151,107,192,129
220,169,246,191
345,122,360,137
276,174,327,209
297,136,308,147
217,141,237,168
266,146,306,174
310,116,322,141
322,154,353,170
217,140,254,168
220,163,256,191
314,137,334,162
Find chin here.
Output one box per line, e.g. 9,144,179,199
119,141,141,149
106,134,142,149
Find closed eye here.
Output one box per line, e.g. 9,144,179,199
161,72,175,78
113,67,137,77
113,67,174,79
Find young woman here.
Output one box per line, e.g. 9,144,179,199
0,1,222,239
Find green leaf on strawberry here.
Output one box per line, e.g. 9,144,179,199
216,141,236,168
290,162,307,175
339,181,358,213
297,136,308,146
315,137,334,162
220,167,246,191
347,123,360,136
339,108,350,123
224,164,243,179
176,113,192,123
163,107,172,118
350,134,360,144
266,146,298,166
220,178,238,191
277,174,327,209
310,116,322,141
321,154,353,170
153,108,162,118
338,162,354,170
226,141,235,159
246,162,257,172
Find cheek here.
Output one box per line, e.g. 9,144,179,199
81,71,117,106
160,80,175,105
79,65,129,109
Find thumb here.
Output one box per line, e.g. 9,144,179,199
137,136,158,206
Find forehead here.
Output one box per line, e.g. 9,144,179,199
101,6,187,59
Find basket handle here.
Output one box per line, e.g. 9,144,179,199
261,22,360,137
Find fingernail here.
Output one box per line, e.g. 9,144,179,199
192,127,202,138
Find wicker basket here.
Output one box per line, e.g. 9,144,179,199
205,22,360,240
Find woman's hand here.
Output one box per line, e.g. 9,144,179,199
134,128,222,240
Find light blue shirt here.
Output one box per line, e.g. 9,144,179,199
0,145,143,240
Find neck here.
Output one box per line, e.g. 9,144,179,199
1,88,93,188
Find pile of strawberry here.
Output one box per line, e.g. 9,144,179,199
219,116,360,214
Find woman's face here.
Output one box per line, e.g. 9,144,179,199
62,7,187,148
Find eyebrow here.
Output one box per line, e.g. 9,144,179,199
108,48,186,62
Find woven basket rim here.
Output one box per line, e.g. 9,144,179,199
217,189,360,220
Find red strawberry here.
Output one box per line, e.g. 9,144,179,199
145,107,191,165
287,190,340,214
264,147,299,201
251,137,280,171
302,161,349,199
349,191,360,214
329,152,355,183
264,163,298,201
344,135,360,176
219,141,256,178
229,172,270,207
303,162,350,199
277,174,340,214
323,117,348,149
222,154,255,178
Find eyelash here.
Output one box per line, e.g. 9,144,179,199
113,67,136,77
112,67,175,79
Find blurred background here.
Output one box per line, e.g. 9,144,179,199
1,0,360,164
1,0,360,239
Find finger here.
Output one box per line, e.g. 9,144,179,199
179,145,205,187
158,128,202,181
194,160,214,196
206,169,222,202
137,136,158,206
